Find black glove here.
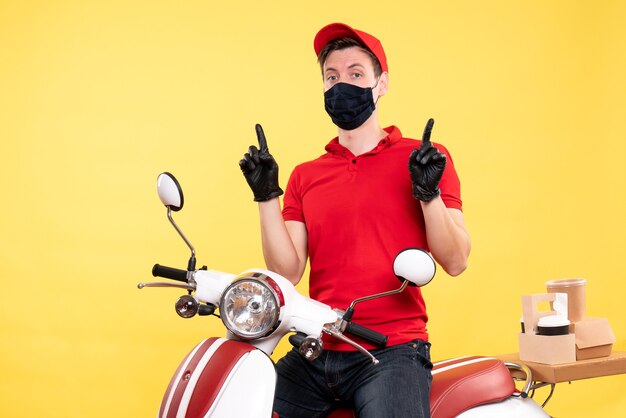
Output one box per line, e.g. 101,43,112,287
239,124,284,202
408,118,446,202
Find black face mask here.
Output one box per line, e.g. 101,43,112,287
324,81,379,130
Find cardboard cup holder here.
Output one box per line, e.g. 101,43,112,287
519,293,576,365
519,291,616,364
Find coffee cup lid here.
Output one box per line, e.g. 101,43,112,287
538,314,570,327
546,278,586,288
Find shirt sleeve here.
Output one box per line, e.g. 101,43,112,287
435,143,463,211
282,166,305,222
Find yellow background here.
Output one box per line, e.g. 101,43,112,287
1,0,625,416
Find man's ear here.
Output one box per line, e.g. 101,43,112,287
377,71,389,97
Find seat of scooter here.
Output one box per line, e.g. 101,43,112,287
429,356,516,417
326,356,515,418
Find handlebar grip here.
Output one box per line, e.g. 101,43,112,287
152,264,188,282
344,322,388,348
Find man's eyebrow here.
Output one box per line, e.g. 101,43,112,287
324,63,366,74
348,63,366,70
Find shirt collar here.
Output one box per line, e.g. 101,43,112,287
325,125,402,156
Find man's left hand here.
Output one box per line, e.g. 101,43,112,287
408,118,446,202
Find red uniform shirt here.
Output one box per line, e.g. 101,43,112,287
282,126,462,350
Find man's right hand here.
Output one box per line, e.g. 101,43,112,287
239,124,284,202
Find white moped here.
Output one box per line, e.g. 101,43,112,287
138,172,550,418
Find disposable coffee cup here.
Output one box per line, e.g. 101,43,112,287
536,315,570,336
546,278,587,322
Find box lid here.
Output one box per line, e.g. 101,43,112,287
574,318,616,349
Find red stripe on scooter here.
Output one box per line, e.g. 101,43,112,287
160,346,198,418
186,340,257,417
162,338,219,418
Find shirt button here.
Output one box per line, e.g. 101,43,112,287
352,159,357,164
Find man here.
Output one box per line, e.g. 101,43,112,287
240,22,470,418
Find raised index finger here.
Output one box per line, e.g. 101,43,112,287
255,123,269,153
421,118,435,144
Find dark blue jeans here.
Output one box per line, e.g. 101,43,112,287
274,339,432,418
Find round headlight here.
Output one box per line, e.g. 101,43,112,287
220,277,280,339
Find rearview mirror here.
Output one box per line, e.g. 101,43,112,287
157,172,184,211
155,172,195,270
393,248,436,287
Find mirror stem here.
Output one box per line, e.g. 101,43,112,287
167,206,196,267
347,280,409,313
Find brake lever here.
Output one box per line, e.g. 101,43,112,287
137,281,196,291
323,327,379,365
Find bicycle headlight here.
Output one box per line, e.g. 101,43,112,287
220,274,282,339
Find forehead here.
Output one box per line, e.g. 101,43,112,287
323,46,375,72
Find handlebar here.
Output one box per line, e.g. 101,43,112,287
152,264,188,282
344,322,388,348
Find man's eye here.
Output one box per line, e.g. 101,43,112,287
327,75,338,81
352,73,362,78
